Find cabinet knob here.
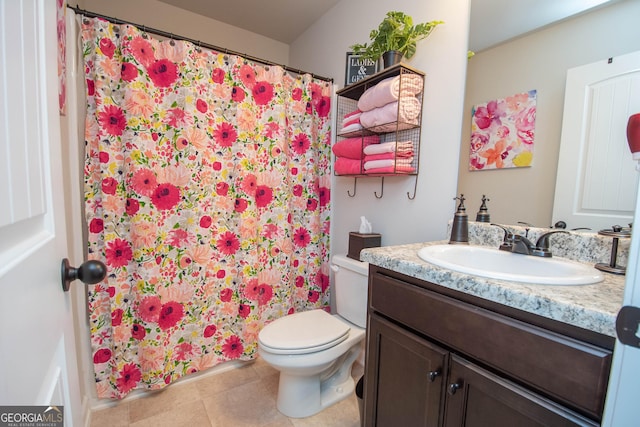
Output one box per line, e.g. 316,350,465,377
448,382,462,395
428,370,441,382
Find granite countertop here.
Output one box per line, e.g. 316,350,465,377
360,241,626,337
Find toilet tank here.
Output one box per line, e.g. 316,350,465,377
331,255,369,328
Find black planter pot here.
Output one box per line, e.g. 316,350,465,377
382,50,403,68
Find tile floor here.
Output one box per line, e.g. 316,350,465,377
89,357,362,427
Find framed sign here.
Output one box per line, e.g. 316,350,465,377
345,52,379,86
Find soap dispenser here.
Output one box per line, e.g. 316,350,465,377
449,194,469,244
475,195,490,223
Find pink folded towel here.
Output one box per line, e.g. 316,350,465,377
339,122,364,134
334,157,363,174
357,75,424,112
344,109,362,119
363,158,414,170
364,165,416,174
360,97,421,129
341,117,361,128
332,136,380,159
364,151,413,162
367,122,418,133
363,141,413,155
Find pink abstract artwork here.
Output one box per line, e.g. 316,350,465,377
57,0,66,115
469,90,536,171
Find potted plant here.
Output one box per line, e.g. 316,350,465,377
350,11,444,68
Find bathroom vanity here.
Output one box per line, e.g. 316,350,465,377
360,241,625,426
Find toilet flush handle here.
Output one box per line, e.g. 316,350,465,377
331,265,340,273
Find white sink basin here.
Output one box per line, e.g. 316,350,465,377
417,244,603,285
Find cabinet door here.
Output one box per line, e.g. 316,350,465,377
365,315,448,427
444,355,598,427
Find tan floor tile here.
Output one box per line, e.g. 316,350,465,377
262,421,295,427
90,402,130,427
129,399,211,427
89,361,360,427
128,382,202,423
195,363,259,397
290,394,360,427
251,356,279,379
261,372,280,398
203,380,289,427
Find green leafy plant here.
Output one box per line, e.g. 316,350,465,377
350,11,444,62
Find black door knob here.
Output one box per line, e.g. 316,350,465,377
61,258,107,291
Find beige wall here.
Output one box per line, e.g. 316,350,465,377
457,0,640,228
82,0,289,65
291,0,470,255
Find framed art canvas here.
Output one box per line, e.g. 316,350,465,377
469,90,537,171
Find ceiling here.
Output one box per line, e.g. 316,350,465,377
158,0,341,45
159,0,616,50
468,0,615,52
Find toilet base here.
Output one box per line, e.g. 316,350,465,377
275,344,361,418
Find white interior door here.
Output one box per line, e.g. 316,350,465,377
0,0,82,425
602,172,640,426
553,50,640,231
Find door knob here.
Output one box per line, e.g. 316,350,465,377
61,258,107,291
616,305,640,348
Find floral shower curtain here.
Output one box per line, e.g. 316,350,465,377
82,17,332,399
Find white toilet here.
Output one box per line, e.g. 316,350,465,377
258,255,368,418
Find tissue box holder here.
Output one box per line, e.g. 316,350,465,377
348,232,382,261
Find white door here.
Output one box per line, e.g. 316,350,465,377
553,50,640,231
0,0,82,425
602,173,640,426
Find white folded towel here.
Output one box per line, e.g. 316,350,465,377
363,158,414,170
363,141,413,155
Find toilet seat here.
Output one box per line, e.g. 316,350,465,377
259,310,351,355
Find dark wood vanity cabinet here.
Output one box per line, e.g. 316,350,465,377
363,267,613,427
367,315,447,426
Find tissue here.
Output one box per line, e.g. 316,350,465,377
359,216,372,234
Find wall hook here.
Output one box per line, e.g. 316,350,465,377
407,175,418,200
374,177,385,199
347,177,358,197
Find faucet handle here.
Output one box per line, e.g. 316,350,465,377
490,224,513,251
532,230,569,257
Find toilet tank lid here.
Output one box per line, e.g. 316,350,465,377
331,255,369,275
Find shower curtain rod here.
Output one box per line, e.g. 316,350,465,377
67,4,333,83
